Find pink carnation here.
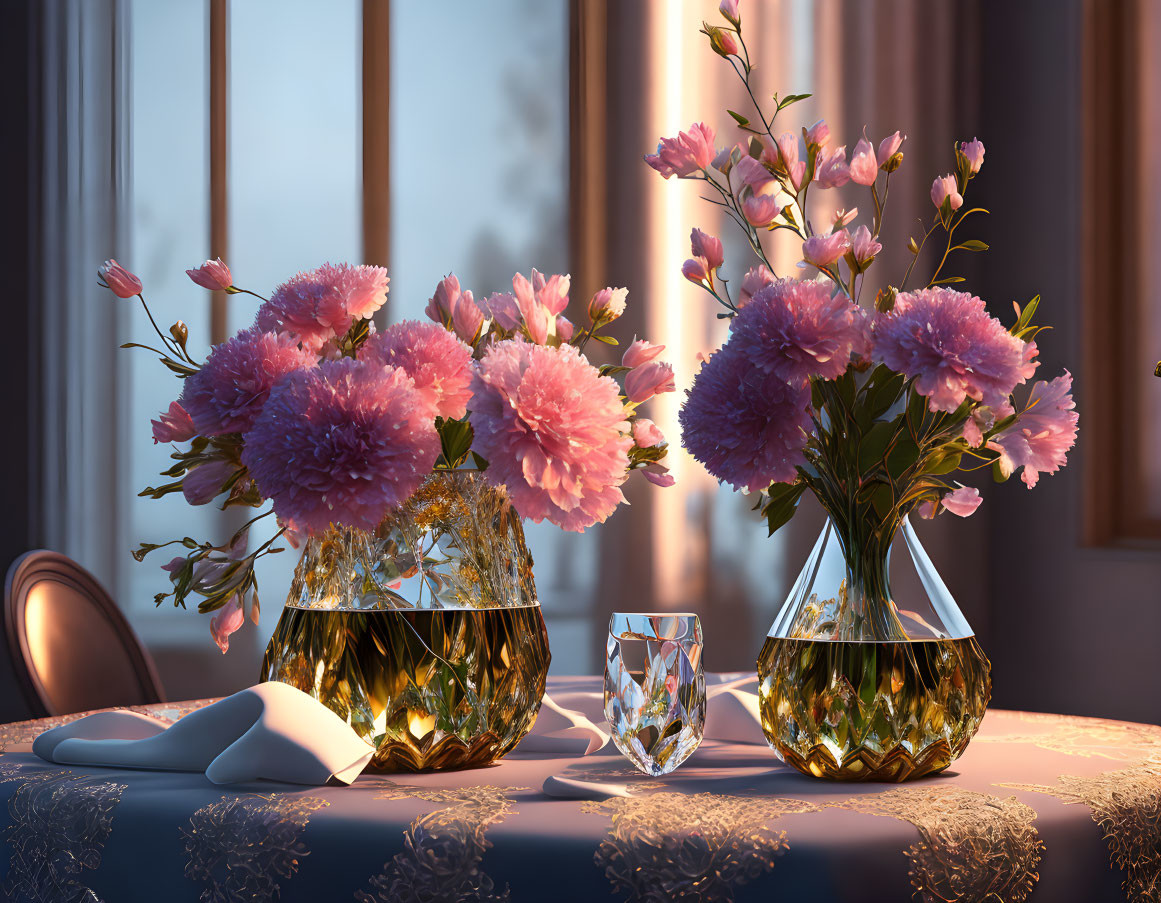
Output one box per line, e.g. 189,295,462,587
180,327,317,435
738,265,776,308
360,320,475,420
242,358,439,534
989,370,1078,488
644,122,716,178
730,278,870,385
468,341,632,532
256,263,389,349
873,287,1035,413
680,342,811,492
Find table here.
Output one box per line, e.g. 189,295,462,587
0,675,1157,902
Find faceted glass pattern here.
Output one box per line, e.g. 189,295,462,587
604,613,705,776
260,472,551,772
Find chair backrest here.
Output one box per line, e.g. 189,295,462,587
4,550,165,717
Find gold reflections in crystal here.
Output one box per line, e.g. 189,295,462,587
1002,757,1161,903
833,787,1043,903
758,636,992,781
582,792,815,903
182,794,328,901
0,766,127,902
357,784,525,903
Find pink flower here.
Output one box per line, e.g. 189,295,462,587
691,228,724,270
151,401,196,444
182,460,236,506
815,145,850,188
832,208,858,229
989,370,1078,488
738,265,776,308
849,225,882,265
452,294,484,343
556,316,575,342
587,287,628,322
877,131,904,166
623,339,665,369
632,418,666,448
468,341,632,531
729,154,776,195
180,328,316,435
482,292,521,331
529,270,571,316
683,258,710,284
242,358,440,534
710,27,739,56
962,403,1011,448
931,175,963,211
513,269,571,343
719,0,740,23
210,596,245,654
680,341,811,492
873,288,1035,413
776,132,800,170
961,138,985,173
644,122,716,178
641,464,676,487
805,120,831,148
360,320,475,420
848,138,878,185
424,273,484,343
99,259,142,298
256,263,389,349
742,194,781,227
625,361,676,404
730,278,869,385
186,258,232,291
941,485,982,517
801,230,851,269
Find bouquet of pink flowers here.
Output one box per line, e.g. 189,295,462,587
652,1,1077,548
102,259,674,650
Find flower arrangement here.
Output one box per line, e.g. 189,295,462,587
653,1,1078,556
103,259,674,651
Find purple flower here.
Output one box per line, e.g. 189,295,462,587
360,320,475,420
151,401,196,444
873,287,1036,413
989,370,1078,488
180,328,316,436
680,342,811,492
182,460,236,506
241,358,440,535
255,263,389,349
729,278,870,385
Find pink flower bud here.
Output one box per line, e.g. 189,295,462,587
805,119,831,149
151,401,196,444
644,122,716,178
738,265,775,309
182,460,235,506
941,485,982,517
625,361,676,404
682,258,710,284
815,145,850,188
556,315,575,342
210,595,245,654
719,0,740,25
632,418,666,448
832,208,858,229
690,228,724,270
532,269,571,316
186,258,232,291
742,194,780,227
931,174,964,211
482,291,521,331
801,230,852,269
849,225,882,264
960,137,985,173
513,272,551,344
425,273,461,325
848,138,878,185
623,339,665,369
99,259,142,298
876,131,904,167
451,290,484,343
587,287,628,322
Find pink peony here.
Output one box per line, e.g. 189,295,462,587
210,596,245,654
152,401,196,444
961,138,985,173
989,370,1078,488
815,145,850,188
730,278,869,385
877,131,905,166
180,327,316,435
256,263,389,349
680,342,811,492
644,122,716,178
873,288,1035,413
99,259,142,298
587,287,628,322
186,258,232,291
941,485,982,517
801,231,852,269
691,228,724,270
623,339,665,369
848,137,878,185
931,175,963,211
738,265,776,308
632,418,666,448
624,360,676,404
242,358,440,534
360,320,475,420
849,225,882,265
468,341,632,531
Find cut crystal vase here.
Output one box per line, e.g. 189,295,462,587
758,516,991,781
260,472,550,772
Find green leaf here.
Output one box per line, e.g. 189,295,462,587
859,365,906,423
436,418,474,469
992,460,1010,483
727,109,750,127
777,92,811,111
956,239,989,251
907,237,920,255
925,449,963,475
886,434,920,482
932,276,965,285
762,481,805,536
591,334,619,346
470,451,489,471
857,421,896,476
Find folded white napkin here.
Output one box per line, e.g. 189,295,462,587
34,682,373,786
518,694,609,755
704,676,766,745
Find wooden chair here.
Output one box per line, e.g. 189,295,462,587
3,550,165,717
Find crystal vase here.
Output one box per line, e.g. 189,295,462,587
259,472,550,772
758,516,991,781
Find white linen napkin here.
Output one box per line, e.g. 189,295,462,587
518,694,609,755
704,675,766,745
34,681,373,786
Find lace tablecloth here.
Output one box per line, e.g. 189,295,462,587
0,675,1156,902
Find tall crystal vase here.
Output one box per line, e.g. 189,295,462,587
758,516,991,781
260,472,550,772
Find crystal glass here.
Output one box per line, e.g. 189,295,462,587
758,516,991,782
260,471,551,772
604,612,705,776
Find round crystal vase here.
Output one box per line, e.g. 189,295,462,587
259,472,550,772
758,516,991,781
